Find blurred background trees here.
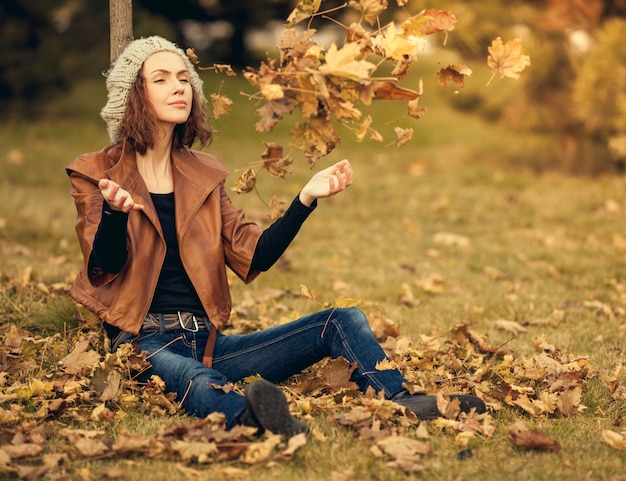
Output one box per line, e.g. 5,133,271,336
1,0,625,173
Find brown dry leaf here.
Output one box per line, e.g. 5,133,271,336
492,319,527,336
74,437,111,457
171,440,218,463
436,64,473,88
486,37,530,85
58,340,101,375
261,141,293,178
407,98,427,119
212,64,236,76
436,392,461,420
372,82,420,100
0,443,42,459
210,93,233,119
374,435,430,473
241,434,282,464
508,420,561,452
393,127,413,148
231,168,256,195
600,429,626,450
320,357,359,392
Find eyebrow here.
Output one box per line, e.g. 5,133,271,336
148,68,189,75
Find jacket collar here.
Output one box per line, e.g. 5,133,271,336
105,143,229,236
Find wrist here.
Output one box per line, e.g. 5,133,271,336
298,190,315,207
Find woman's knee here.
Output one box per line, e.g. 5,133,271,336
333,307,369,330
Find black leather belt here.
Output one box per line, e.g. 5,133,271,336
142,312,209,332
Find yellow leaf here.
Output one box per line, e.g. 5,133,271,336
487,37,530,85
210,93,233,119
349,0,388,26
333,295,366,308
231,168,256,195
286,0,322,28
319,42,376,81
375,358,399,371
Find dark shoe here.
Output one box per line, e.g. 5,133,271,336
391,391,486,420
239,380,307,438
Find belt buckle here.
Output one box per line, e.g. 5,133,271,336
178,312,199,332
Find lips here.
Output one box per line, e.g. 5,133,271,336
169,101,187,107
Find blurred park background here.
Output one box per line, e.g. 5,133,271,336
2,0,626,175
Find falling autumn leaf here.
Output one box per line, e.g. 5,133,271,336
486,37,531,86
436,64,473,88
286,0,323,28
210,93,233,119
231,168,256,194
393,126,413,147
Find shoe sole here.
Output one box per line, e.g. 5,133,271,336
244,380,307,438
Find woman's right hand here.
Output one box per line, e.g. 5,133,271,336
99,179,145,213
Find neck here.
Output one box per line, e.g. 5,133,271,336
136,130,175,194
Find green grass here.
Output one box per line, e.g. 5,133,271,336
1,63,626,480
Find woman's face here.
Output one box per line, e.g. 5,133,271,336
141,51,193,129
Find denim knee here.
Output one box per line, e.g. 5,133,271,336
333,307,370,330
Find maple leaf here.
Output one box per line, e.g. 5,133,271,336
349,0,388,26
375,22,425,62
286,0,322,28
261,141,293,178
486,37,531,86
436,64,473,88
319,357,358,392
210,93,233,119
319,42,376,82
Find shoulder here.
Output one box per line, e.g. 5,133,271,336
173,148,230,184
188,149,229,173
66,144,122,179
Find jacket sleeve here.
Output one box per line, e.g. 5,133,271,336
68,171,126,287
218,182,263,283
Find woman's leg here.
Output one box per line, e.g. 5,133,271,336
135,330,247,426
213,307,406,398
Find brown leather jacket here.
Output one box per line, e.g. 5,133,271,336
66,143,263,334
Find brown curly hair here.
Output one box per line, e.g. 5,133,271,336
118,74,212,154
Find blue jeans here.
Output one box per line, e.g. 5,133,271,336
133,308,407,427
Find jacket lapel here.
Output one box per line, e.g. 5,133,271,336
171,148,228,236
105,144,162,236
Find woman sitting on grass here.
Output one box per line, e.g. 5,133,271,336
66,36,486,438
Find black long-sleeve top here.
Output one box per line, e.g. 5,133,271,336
90,194,316,315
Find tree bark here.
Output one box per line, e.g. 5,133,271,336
109,0,134,63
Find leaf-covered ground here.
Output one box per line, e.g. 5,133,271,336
1,279,624,479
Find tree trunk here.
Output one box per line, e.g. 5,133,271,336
109,0,133,63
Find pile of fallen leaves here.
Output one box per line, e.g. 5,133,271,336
1,290,625,478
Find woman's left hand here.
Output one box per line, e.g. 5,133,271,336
299,159,353,207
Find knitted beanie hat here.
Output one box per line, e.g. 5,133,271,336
100,36,207,144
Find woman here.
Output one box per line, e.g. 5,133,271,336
67,36,485,438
